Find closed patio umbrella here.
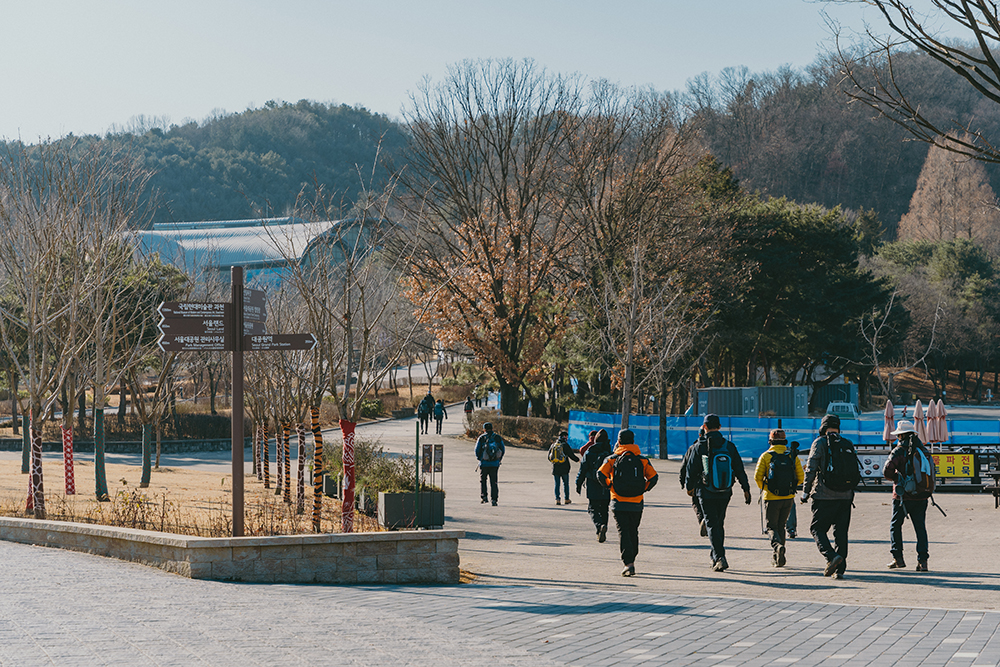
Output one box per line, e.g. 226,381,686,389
925,399,939,445
937,399,948,446
913,400,928,443
883,400,895,444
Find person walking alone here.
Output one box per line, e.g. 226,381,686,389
597,429,658,577
548,431,578,505
754,429,804,567
801,414,860,579
475,422,505,506
883,420,936,571
576,429,612,541
681,414,751,572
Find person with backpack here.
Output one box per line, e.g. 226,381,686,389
417,392,434,434
548,431,579,505
475,422,505,506
754,429,805,567
597,429,658,577
883,420,935,571
433,399,448,434
576,429,612,541
682,414,752,572
801,414,860,579
463,396,474,420
679,426,708,538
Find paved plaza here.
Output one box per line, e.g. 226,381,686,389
2,403,1000,665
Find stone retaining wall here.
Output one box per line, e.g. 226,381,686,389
0,518,462,584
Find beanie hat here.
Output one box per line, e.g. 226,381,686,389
769,428,787,442
595,429,610,445
618,429,635,445
483,422,493,432
819,414,840,435
703,414,721,430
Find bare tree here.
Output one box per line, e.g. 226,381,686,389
832,0,1000,161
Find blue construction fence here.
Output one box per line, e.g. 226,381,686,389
568,410,994,460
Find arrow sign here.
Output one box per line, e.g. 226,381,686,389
242,288,267,323
158,316,228,336
158,334,228,352
244,333,317,351
158,301,228,319
243,319,267,335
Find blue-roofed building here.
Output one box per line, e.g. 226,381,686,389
132,216,350,286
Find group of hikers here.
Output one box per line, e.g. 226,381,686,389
474,411,938,578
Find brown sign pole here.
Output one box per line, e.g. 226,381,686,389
231,266,245,537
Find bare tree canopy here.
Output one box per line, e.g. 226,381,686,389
833,0,1000,161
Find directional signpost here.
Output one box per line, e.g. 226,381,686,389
154,276,315,536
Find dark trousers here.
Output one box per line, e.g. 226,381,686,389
700,495,731,564
765,498,794,549
435,416,444,434
890,497,929,562
613,508,642,565
554,473,569,500
691,494,704,524
588,497,610,532
419,414,430,433
810,499,852,574
480,467,498,503
787,502,797,533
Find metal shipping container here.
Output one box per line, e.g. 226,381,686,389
758,385,809,418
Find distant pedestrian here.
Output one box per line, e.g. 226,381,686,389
754,429,804,567
464,396,474,418
548,431,579,505
475,422,505,505
417,391,434,434
883,420,936,571
679,426,707,538
681,414,751,572
597,429,658,577
802,414,861,579
433,399,448,434
576,429,612,542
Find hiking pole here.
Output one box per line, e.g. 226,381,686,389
759,491,766,535
930,496,947,517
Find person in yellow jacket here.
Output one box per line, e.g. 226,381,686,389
754,429,805,567
597,429,658,577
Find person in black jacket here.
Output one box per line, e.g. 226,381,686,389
680,414,751,572
549,431,579,505
576,429,612,542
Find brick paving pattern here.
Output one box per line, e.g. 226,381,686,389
1,541,999,666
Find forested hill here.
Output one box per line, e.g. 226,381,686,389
102,100,406,224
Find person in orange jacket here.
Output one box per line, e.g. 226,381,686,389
597,429,658,577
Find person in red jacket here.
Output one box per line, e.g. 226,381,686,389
597,429,658,577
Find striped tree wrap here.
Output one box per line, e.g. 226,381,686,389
283,422,291,505
275,419,284,496
296,423,307,514
262,420,270,489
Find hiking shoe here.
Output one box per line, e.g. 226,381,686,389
491,501,497,506
824,555,844,577
776,544,786,567
481,497,488,504
787,530,796,539
712,557,729,572
700,520,708,537
772,551,780,567
598,525,607,543
887,557,906,569
621,563,635,577
916,561,928,572
555,499,561,505
564,498,571,505
833,572,844,580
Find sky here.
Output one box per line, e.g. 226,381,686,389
0,0,878,141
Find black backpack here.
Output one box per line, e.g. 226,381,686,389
765,450,796,496
701,439,735,492
612,452,646,497
481,433,502,462
823,434,861,492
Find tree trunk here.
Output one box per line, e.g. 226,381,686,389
140,423,152,488
658,380,668,459
498,375,519,416
340,419,357,533
118,377,127,423
9,370,18,436
94,409,109,501
77,385,86,434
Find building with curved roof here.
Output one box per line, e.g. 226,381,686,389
133,216,344,285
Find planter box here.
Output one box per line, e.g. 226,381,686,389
391,408,415,420
378,491,445,530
